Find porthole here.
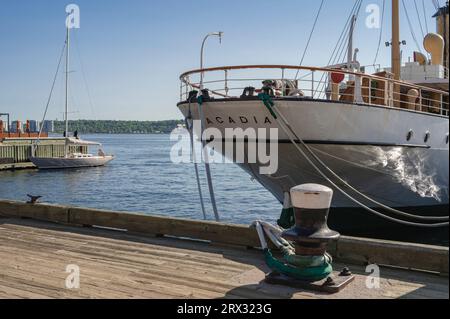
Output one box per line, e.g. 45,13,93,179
406,130,414,141
446,134,449,145
424,132,431,143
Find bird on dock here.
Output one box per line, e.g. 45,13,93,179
27,194,42,204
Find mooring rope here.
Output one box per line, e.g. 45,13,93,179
197,95,220,222
252,221,333,281
273,102,449,222
185,98,207,220
258,93,449,228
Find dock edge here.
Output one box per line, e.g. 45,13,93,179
0,199,448,275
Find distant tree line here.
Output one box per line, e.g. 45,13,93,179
54,120,183,134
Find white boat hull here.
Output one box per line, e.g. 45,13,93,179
30,155,114,170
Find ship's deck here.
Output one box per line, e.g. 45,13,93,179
0,217,448,299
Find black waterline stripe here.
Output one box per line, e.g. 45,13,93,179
204,139,431,149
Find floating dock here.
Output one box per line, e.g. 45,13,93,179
0,200,448,299
0,138,87,171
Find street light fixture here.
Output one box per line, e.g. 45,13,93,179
197,31,224,222
200,32,224,90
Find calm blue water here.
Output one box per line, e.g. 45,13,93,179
0,134,280,225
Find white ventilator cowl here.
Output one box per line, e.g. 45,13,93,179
290,184,333,210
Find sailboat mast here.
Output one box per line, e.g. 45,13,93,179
64,24,70,156
347,15,357,68
391,0,401,80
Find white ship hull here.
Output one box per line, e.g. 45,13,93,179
178,98,449,211
238,143,448,207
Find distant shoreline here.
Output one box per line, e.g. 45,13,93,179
53,120,184,135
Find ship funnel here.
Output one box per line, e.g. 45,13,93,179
413,51,427,65
424,33,445,65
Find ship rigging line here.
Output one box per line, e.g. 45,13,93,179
432,0,440,11
422,0,430,34
294,0,326,80
414,0,426,40
334,0,363,65
402,0,424,53
328,0,363,67
315,0,363,97
373,0,386,66
34,42,67,156
73,33,96,118
258,95,449,227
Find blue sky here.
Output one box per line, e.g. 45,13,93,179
0,0,441,121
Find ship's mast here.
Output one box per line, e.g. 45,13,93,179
347,15,357,68
64,24,70,157
391,0,401,107
391,0,401,81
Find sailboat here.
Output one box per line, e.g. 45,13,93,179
31,19,114,170
177,1,449,241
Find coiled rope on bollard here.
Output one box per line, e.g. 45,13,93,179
252,221,333,281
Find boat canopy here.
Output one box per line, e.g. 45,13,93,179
66,137,102,146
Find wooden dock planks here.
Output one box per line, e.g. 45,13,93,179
0,217,448,299
0,200,448,274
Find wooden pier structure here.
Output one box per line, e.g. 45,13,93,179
0,200,448,299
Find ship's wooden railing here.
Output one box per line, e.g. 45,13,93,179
180,65,449,117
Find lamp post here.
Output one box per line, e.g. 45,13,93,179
200,32,223,90
197,32,223,222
